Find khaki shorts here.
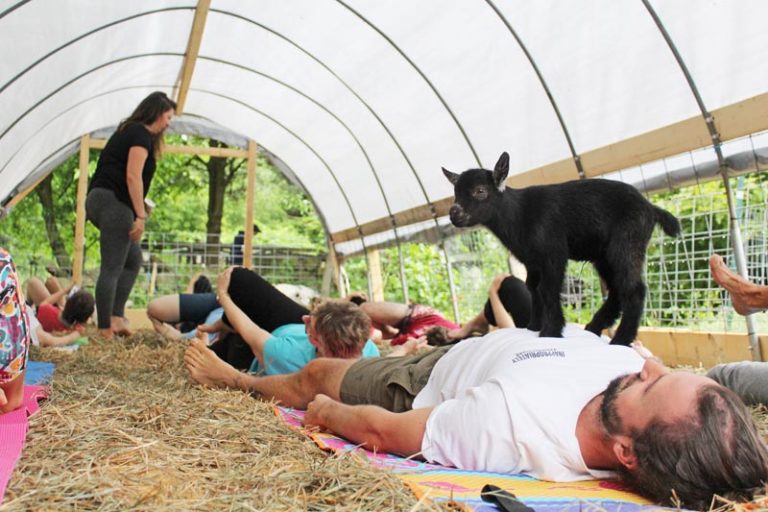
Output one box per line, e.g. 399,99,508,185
340,345,452,413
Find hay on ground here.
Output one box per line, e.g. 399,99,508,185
3,331,449,511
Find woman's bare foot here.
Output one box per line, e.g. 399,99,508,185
710,254,767,315
184,338,242,389
98,327,114,339
111,316,134,337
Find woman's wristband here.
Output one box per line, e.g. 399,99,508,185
136,215,146,220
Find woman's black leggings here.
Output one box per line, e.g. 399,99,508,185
86,188,143,329
223,267,308,331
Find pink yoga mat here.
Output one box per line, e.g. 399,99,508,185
0,385,48,505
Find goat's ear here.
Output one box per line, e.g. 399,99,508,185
493,152,510,192
442,167,460,186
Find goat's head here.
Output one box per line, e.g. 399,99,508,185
442,152,509,227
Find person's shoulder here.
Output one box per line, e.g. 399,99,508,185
119,123,152,146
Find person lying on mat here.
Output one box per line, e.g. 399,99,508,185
200,266,384,375
184,323,768,509
706,254,768,406
24,275,94,347
352,273,531,346
0,249,32,413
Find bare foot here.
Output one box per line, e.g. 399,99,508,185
150,318,181,341
98,327,114,340
184,338,242,389
111,316,134,337
710,255,766,315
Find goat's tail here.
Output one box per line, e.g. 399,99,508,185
654,207,681,237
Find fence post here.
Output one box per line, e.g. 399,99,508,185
72,134,90,284
243,140,258,268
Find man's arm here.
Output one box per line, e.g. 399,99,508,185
304,394,431,458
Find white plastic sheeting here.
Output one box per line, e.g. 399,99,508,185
1,0,767,246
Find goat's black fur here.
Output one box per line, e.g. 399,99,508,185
443,152,680,346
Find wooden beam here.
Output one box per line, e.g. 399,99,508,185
637,327,768,367
3,174,49,211
174,0,211,114
332,92,768,243
243,140,258,267
368,249,384,301
89,139,248,158
72,135,90,284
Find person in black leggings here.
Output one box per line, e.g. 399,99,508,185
86,91,176,339
206,267,309,370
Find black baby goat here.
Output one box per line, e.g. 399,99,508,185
443,152,680,346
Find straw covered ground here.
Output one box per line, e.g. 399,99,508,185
2,331,768,511
1,331,454,511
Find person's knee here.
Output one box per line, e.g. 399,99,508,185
147,295,179,323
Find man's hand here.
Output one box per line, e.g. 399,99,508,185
304,393,336,431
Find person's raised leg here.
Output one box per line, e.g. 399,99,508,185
184,334,355,408
226,267,308,331
24,277,51,308
710,254,768,315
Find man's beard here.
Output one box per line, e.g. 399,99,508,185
600,372,639,435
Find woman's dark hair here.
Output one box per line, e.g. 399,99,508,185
193,275,213,294
61,290,95,325
118,91,177,157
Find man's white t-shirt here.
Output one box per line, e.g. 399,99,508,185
413,325,645,481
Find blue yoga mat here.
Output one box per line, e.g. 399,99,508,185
23,361,55,385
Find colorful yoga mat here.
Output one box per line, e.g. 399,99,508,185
274,405,670,512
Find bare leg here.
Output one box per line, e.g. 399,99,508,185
0,371,25,414
147,294,182,324
710,255,768,315
184,337,356,408
44,276,66,307
25,277,51,308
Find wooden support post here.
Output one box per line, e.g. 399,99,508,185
174,0,211,114
243,140,258,268
368,249,384,301
322,247,339,296
148,261,158,297
72,134,90,284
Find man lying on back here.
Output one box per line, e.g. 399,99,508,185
184,324,768,509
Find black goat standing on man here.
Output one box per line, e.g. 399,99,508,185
442,152,680,346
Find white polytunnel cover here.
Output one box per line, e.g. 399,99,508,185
1,0,768,254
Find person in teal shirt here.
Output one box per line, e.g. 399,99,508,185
249,323,379,376
195,267,380,378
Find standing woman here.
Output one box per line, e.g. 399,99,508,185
86,91,176,338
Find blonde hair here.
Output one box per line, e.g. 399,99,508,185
311,299,371,358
